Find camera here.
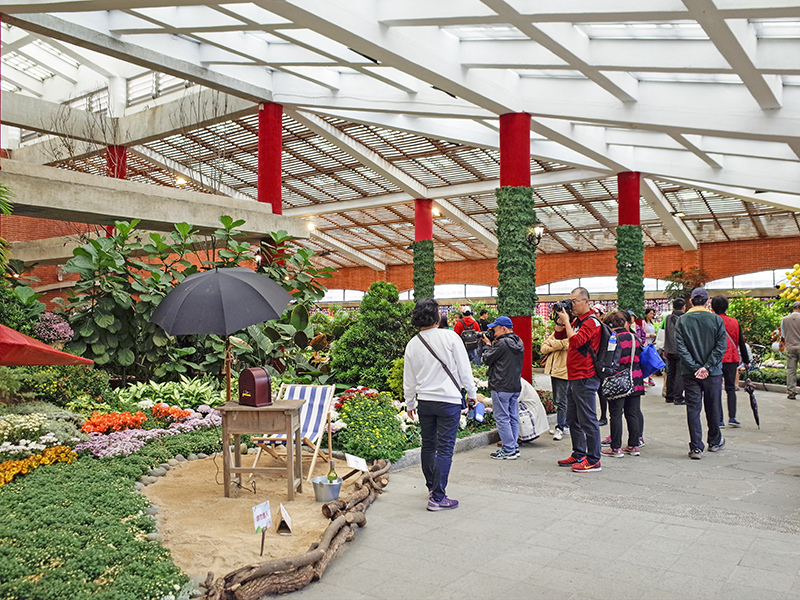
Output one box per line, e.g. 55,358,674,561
484,329,495,342
551,299,574,323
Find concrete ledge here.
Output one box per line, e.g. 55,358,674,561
389,428,500,473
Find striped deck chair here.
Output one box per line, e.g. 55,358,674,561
250,383,335,481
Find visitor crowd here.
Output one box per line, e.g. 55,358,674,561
404,290,799,511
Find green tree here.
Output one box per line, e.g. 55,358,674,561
728,293,782,347
663,267,709,302
330,281,415,389
0,183,13,273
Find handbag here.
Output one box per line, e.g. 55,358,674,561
601,336,636,401
639,343,666,378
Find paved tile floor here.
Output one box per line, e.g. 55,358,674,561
293,377,800,600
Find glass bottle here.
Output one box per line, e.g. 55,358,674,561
326,460,338,483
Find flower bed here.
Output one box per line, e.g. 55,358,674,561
0,427,221,600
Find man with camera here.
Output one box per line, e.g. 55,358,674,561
554,287,604,473
481,316,524,460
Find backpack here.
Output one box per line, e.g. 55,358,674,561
459,320,480,351
578,315,617,379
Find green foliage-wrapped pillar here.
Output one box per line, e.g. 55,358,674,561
616,224,645,316
495,186,537,316
412,239,435,300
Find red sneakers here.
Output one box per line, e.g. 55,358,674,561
571,459,602,472
557,455,581,467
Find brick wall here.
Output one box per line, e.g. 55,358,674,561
325,236,800,292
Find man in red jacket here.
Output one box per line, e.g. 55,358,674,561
453,305,482,365
554,287,603,473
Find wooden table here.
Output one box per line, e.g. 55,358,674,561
218,400,305,500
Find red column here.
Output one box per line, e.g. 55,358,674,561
618,172,641,225
499,112,531,187
500,112,533,383
105,145,127,236
258,102,283,215
414,199,433,241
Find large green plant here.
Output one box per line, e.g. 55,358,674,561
615,224,645,316
728,294,782,347
412,239,435,300
330,281,415,389
495,186,537,316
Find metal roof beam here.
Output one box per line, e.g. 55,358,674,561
310,230,385,271
640,178,699,251
684,0,782,110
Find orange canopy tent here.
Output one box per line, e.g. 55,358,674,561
0,324,93,366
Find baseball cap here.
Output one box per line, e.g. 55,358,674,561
487,316,513,329
460,305,472,315
690,287,709,302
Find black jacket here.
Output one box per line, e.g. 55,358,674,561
482,332,524,393
663,309,684,356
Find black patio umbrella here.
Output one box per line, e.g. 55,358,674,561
743,377,761,429
152,267,292,402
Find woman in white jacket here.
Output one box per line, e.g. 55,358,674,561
404,298,477,511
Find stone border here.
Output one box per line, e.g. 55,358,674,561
134,452,209,491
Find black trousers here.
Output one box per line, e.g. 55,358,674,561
665,353,684,402
721,362,738,420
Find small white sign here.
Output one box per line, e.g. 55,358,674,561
277,503,293,535
252,501,272,533
345,453,369,472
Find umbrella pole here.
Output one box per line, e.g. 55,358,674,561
225,336,232,404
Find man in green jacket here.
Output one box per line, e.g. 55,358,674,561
675,288,727,459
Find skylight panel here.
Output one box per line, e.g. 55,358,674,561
3,51,55,81
441,25,528,41
751,19,800,39
32,40,81,68
632,72,742,84
575,21,707,40
515,69,587,79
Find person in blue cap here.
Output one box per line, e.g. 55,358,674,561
481,316,524,460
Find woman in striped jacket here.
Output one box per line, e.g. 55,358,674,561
601,311,645,457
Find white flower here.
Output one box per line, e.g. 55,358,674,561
459,415,467,430
138,400,155,410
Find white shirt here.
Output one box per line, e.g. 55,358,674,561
403,327,477,411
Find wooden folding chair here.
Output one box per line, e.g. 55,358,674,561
250,383,335,481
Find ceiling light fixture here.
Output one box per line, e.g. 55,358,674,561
432,208,441,217
671,211,685,218
175,176,188,186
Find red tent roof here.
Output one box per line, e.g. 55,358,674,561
0,324,94,366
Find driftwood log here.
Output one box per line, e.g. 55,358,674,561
201,460,390,600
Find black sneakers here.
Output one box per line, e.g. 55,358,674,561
709,438,726,452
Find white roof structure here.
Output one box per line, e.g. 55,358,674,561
2,1,800,271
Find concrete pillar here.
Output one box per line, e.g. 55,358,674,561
258,102,283,215
414,198,433,241
618,171,641,225
500,112,533,384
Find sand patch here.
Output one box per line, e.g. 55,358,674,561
142,454,336,578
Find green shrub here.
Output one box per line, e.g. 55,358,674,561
747,367,786,385
0,284,38,336
335,390,407,461
728,295,782,347
330,281,415,389
114,375,225,411
14,365,113,408
386,357,404,401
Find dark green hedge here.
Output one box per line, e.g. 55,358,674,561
412,239,435,301
616,224,645,317
495,186,537,316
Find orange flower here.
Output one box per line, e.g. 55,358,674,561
151,403,191,422
0,446,76,487
81,411,147,434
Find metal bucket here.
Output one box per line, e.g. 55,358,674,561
311,476,342,502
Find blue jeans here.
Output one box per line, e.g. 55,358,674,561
468,347,481,365
566,377,602,464
417,401,461,502
551,377,568,431
491,390,520,452
682,374,723,451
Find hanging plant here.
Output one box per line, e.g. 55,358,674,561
412,239,435,300
495,186,537,316
615,224,644,316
